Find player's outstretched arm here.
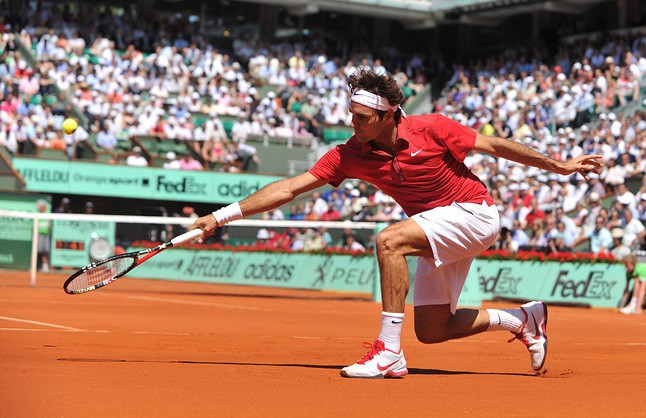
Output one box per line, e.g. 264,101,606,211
190,172,327,236
473,133,603,180
239,172,328,217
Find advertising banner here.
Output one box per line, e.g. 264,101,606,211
127,249,376,293
472,259,625,308
12,159,284,204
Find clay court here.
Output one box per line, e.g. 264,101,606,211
1,270,645,417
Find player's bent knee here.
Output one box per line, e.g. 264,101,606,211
375,228,404,255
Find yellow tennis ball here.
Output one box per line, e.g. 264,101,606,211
62,118,78,135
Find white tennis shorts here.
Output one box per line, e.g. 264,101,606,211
411,201,499,312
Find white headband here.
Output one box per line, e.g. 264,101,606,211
351,89,399,112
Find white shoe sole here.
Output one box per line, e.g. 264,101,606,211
340,367,408,379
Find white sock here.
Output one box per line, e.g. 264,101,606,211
627,297,638,308
486,308,526,333
378,311,404,352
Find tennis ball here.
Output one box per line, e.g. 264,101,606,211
62,118,78,135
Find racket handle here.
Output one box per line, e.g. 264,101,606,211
171,228,203,246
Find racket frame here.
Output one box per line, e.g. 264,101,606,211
63,228,202,294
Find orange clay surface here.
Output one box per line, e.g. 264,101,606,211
1,270,645,417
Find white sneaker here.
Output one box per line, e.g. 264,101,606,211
340,339,408,378
509,301,548,371
619,305,636,315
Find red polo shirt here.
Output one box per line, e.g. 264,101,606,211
309,113,493,216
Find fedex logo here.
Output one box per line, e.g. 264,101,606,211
478,267,522,294
550,270,616,299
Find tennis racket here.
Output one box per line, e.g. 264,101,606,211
63,228,203,294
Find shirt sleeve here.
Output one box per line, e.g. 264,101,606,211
308,144,346,187
633,263,646,279
430,114,477,162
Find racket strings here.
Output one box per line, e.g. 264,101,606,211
66,257,135,292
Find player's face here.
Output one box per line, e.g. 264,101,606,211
349,102,387,143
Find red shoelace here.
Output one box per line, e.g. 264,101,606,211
508,324,528,346
508,310,530,345
357,340,385,364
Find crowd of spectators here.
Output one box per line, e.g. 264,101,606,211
1,3,645,259
250,224,371,254
0,2,426,172
439,35,646,136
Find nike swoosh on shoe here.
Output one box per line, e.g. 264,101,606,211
377,360,399,371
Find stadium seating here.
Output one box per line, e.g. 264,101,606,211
1,2,644,257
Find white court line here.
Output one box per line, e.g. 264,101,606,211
120,294,273,311
0,328,190,336
0,328,73,332
0,315,85,332
0,298,153,307
0,298,371,314
120,295,373,315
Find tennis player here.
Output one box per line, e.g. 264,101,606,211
190,68,603,378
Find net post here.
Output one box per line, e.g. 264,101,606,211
30,218,38,287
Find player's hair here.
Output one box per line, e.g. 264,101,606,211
348,68,405,120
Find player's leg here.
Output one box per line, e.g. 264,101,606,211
375,218,434,312
340,218,432,379
341,202,500,378
413,257,548,371
620,278,641,314
410,202,547,370
37,234,50,272
413,257,523,342
413,304,489,342
372,201,500,315
618,274,632,310
635,279,645,314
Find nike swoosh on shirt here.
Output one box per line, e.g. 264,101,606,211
377,360,399,371
411,149,423,156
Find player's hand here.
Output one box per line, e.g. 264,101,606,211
189,214,218,241
559,154,603,180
